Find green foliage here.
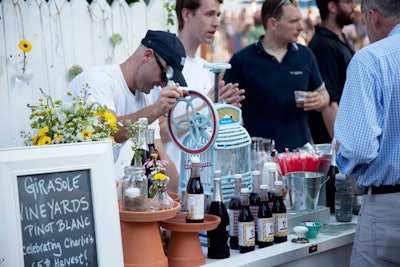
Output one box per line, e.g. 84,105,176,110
164,1,175,32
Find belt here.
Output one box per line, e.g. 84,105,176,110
363,184,400,195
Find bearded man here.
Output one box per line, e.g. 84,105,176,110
308,0,356,144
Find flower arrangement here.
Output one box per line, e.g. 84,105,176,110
18,39,32,74
125,119,148,166
144,151,169,176
149,168,174,211
144,151,169,198
21,83,120,146
17,39,33,82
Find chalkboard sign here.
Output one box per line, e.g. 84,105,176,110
18,170,98,267
0,141,123,267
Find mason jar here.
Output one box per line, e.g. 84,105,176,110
122,166,148,211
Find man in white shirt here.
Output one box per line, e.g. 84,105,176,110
155,0,245,175
67,30,187,192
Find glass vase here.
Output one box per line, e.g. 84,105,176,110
150,178,174,211
122,166,148,211
15,64,33,83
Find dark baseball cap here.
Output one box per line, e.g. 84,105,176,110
141,30,187,86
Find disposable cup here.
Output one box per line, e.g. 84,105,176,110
294,91,310,102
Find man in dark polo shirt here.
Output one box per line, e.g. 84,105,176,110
308,0,355,144
223,0,329,152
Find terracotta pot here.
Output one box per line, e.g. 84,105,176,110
119,201,180,267
159,214,220,267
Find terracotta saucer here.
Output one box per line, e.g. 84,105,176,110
119,200,181,222
159,213,220,232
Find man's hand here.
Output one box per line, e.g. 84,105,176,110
208,80,245,107
302,88,329,111
155,83,183,116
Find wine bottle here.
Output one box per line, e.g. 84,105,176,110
262,162,277,210
238,187,255,253
186,156,204,223
270,149,281,174
145,125,157,198
207,170,230,259
272,181,287,244
130,117,149,167
257,184,274,248
145,125,156,175
228,173,242,250
326,138,338,214
249,170,261,245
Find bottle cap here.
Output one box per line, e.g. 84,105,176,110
233,173,242,179
241,187,250,193
190,156,200,164
252,170,260,176
214,170,222,179
274,180,283,186
260,184,268,190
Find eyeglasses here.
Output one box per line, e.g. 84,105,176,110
270,0,292,18
154,52,174,83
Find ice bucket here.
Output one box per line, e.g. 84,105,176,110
312,143,332,174
286,171,327,211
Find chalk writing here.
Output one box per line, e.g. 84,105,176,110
18,170,98,266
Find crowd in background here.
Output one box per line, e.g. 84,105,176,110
206,5,368,63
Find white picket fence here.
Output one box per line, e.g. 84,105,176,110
0,0,173,148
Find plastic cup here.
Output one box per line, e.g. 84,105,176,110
294,91,310,103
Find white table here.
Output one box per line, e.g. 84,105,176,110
202,217,356,267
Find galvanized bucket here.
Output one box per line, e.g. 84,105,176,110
286,171,328,211
312,143,332,174
312,143,332,207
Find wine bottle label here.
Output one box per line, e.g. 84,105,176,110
186,193,204,220
228,209,240,236
273,213,288,237
238,222,255,247
257,218,274,242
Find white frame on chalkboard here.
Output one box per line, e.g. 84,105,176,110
0,141,123,267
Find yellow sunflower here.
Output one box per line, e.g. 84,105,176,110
153,173,167,181
37,136,51,145
103,111,117,123
39,126,49,136
81,130,93,139
18,40,32,53
31,135,39,145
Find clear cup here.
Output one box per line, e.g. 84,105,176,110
294,91,310,103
